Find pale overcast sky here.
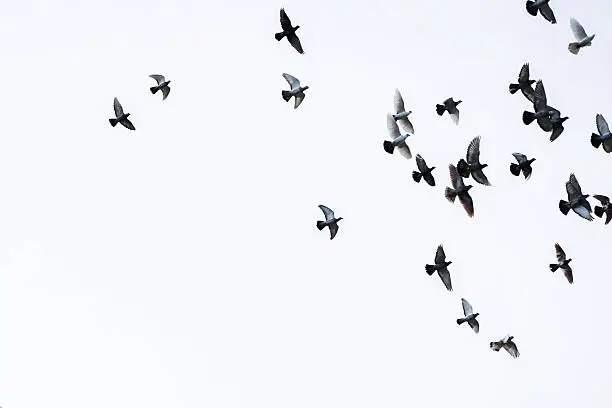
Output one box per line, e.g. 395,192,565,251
1,0,612,407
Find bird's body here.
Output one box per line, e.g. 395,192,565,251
568,18,594,55
425,245,453,291
559,174,593,221
436,97,461,125
412,154,436,186
525,0,556,24
591,114,612,153
510,153,536,180
490,335,520,358
456,298,480,333
457,136,491,185
445,164,474,217
509,63,536,103
281,73,308,109
384,113,412,159
109,97,135,130
549,243,573,284
392,89,414,134
548,108,568,142
316,205,342,240
149,74,171,100
276,8,304,54
522,80,557,133
592,195,612,225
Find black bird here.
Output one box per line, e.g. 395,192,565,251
109,98,135,130
549,243,573,284
457,136,491,185
549,108,569,142
509,63,536,103
559,174,593,221
510,153,536,180
436,97,461,125
275,8,304,54
316,205,342,240
525,0,556,24
592,195,612,224
425,244,453,291
445,164,474,217
412,154,436,186
523,80,559,133
490,335,520,358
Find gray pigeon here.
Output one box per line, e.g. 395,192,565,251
549,243,573,284
384,113,412,159
509,63,536,103
436,97,461,125
590,114,612,153
275,8,304,54
412,154,436,186
109,98,135,130
490,335,520,358
445,164,474,217
392,89,414,134
510,153,536,180
593,195,612,225
525,0,556,24
457,136,491,186
316,205,342,240
522,80,555,132
559,174,593,221
568,18,595,55
282,73,308,109
425,244,453,291
149,74,171,100
548,108,568,142
456,298,480,333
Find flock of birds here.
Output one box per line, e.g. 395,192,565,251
104,2,610,360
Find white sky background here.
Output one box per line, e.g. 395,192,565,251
1,0,612,406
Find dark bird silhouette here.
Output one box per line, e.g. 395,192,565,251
523,80,556,132
412,154,436,186
592,195,612,224
316,205,342,240
149,74,171,100
275,8,304,54
590,114,612,153
445,164,474,217
525,0,556,24
425,244,453,291
456,298,479,333
509,63,535,103
548,108,568,142
549,243,573,284
109,98,135,130
436,97,461,125
457,136,491,185
510,153,536,180
559,174,593,221
490,335,520,358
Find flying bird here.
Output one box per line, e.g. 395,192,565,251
510,153,536,180
425,244,453,291
548,108,568,142
559,174,593,221
109,98,135,130
568,17,595,55
490,335,520,358
316,205,342,240
384,113,412,159
549,243,573,284
275,8,304,54
281,73,308,109
149,74,171,100
525,0,556,24
522,80,558,134
436,97,461,125
509,63,536,103
412,154,436,186
590,114,612,153
457,136,491,186
456,298,480,333
445,164,474,217
392,89,414,134
592,195,612,225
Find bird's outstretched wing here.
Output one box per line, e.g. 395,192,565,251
113,97,124,117
280,8,293,31
387,113,401,139
593,194,610,205
518,63,530,82
540,3,556,24
294,93,305,109
150,74,166,85
318,205,335,221
534,80,547,110
466,136,481,165
161,86,171,100
393,89,406,114
434,244,446,264
570,17,588,41
282,73,300,90
287,33,304,54
438,268,453,291
461,298,473,317
555,243,566,263
596,114,610,136
459,190,474,217
513,153,527,164
566,174,582,200
416,154,428,173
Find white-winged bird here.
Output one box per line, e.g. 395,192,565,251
510,153,536,180
425,244,453,291
436,97,461,125
550,243,573,284
559,174,593,221
457,136,491,185
592,195,612,225
490,335,520,358
109,98,135,130
445,164,474,217
509,63,536,103
149,74,171,100
525,0,556,24
384,113,412,159
590,114,612,153
275,8,304,54
316,205,342,240
456,298,479,333
392,89,414,134
281,73,308,109
568,17,595,55
412,154,436,186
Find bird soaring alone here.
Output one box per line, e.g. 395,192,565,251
281,73,308,109
392,89,414,134
457,136,491,186
592,195,612,225
149,74,171,100
490,335,520,358
510,153,536,180
436,97,461,125
316,205,342,240
425,245,453,291
509,63,536,103
525,0,556,24
568,17,595,55
412,154,436,186
445,164,474,217
275,8,304,54
109,98,135,130
549,243,573,284
456,298,480,333
384,113,412,159
590,114,612,153
559,174,593,221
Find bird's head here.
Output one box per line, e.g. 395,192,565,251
430,166,436,171
166,80,171,85
466,185,473,191
446,261,453,266
529,158,536,163
482,163,489,169
302,86,310,91
295,25,301,30
528,79,536,86
473,313,480,318
456,100,463,105
125,113,130,117
560,117,569,123
567,258,572,263
336,217,343,222
407,110,413,115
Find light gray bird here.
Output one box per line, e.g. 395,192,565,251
436,97,461,125
412,154,436,186
392,89,414,134
568,18,595,55
275,8,304,54
281,73,308,109
559,174,593,221
510,153,536,180
445,164,474,217
457,136,491,186
509,63,535,103
149,74,171,100
456,298,480,333
522,80,555,132
525,0,556,24
316,205,342,240
425,244,453,291
490,335,520,358
384,113,412,159
590,114,612,153
593,195,612,225
109,98,135,130
549,243,573,284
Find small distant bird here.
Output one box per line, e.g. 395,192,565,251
316,205,342,240
275,8,304,54
592,195,612,225
456,298,480,333
425,244,453,291
523,80,555,132
149,74,171,100
568,17,595,55
384,113,412,159
548,108,568,142
549,243,573,284
559,174,593,221
509,63,536,103
281,73,308,109
109,98,135,130
392,89,414,134
412,154,436,186
436,97,461,125
490,335,520,358
457,136,491,186
510,153,536,180
590,114,612,153
525,0,556,24
445,164,474,217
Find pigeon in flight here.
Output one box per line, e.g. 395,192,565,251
281,73,308,109
592,195,612,225
509,63,536,103
568,18,595,55
559,174,593,221
510,153,536,180
149,74,171,100
456,298,480,333
316,205,342,240
525,0,556,24
425,244,453,291
490,335,520,358
445,164,474,217
457,136,491,186
412,154,436,186
392,89,414,134
548,108,568,142
549,243,573,284
109,98,135,130
523,80,558,134
436,97,461,125
384,113,412,159
275,8,304,54
590,114,612,153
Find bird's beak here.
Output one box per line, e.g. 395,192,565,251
457,100,462,104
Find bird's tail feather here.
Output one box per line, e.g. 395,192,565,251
316,221,326,231
282,90,292,102
568,42,581,55
594,206,604,218
559,200,570,215
550,264,559,272
591,133,602,148
510,163,521,176
275,32,284,41
109,118,118,127
509,83,520,94
525,1,538,16
383,141,395,154
435,104,445,116
150,86,158,94
523,111,536,125
445,187,457,203
425,264,436,275
457,159,470,178
412,171,422,183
